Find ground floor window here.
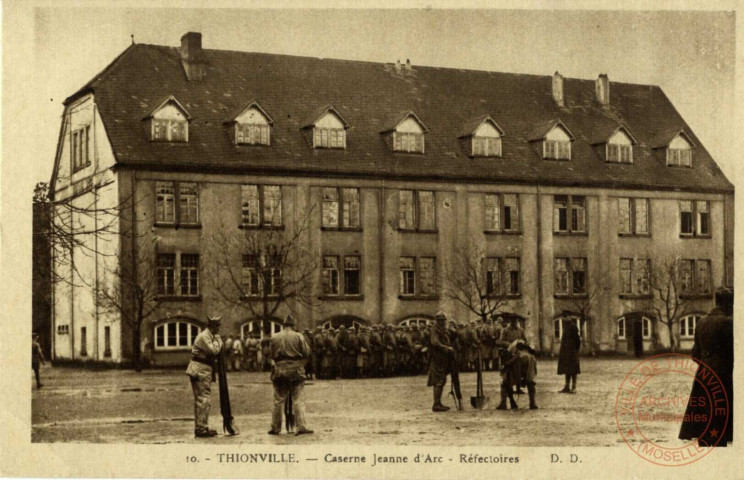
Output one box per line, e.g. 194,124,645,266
398,317,432,328
617,316,652,340
241,319,282,340
553,316,585,340
154,320,201,350
679,314,702,339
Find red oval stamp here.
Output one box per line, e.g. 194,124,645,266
615,353,730,466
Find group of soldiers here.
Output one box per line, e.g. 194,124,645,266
219,315,527,380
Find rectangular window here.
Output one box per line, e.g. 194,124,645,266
620,258,633,294
341,188,360,228
80,327,87,357
179,254,199,296
667,148,692,167
179,183,199,225
486,257,501,295
680,200,710,237
619,198,649,235
344,256,361,295
696,260,711,295
572,258,587,295
418,257,436,296
571,196,586,232
555,258,569,295
680,201,694,235
104,326,111,357
156,182,176,224
322,256,340,295
236,124,270,146
554,195,568,233
554,195,587,234
472,136,502,157
152,118,187,142
322,188,339,228
314,128,346,149
485,194,500,231
607,144,632,163
504,257,520,295
71,126,91,172
697,201,710,236
544,140,571,160
399,190,436,231
620,258,650,296
636,259,650,295
400,257,415,295
157,254,176,295
267,256,281,296
503,194,519,231
241,185,260,226
679,259,694,295
393,132,425,153
263,185,282,227
241,255,261,297
484,193,520,233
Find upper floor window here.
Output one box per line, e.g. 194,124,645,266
619,258,650,296
679,259,712,297
241,254,281,297
157,252,200,297
485,193,520,232
321,255,361,297
146,96,191,143
605,128,635,164
399,256,436,297
322,187,361,229
618,198,649,235
382,111,429,154
241,184,282,227
680,200,710,237
303,105,350,150
554,257,587,296
155,181,200,227
154,320,201,351
399,190,436,231
666,134,693,167
486,257,521,297
554,195,586,233
71,125,91,173
460,116,505,158
544,125,572,160
231,103,273,146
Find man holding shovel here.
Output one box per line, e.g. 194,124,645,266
428,311,457,412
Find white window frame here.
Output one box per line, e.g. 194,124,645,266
236,123,270,146
153,321,201,351
553,316,585,341
313,127,346,149
393,131,425,153
617,317,626,340
241,320,282,340
606,143,633,164
679,315,700,339
151,118,188,142
472,136,502,157
543,140,571,160
666,148,692,167
71,125,91,173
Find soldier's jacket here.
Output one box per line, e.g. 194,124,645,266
383,330,397,350
358,332,371,353
245,338,259,352
347,332,359,355
313,332,325,352
324,332,337,353
369,331,383,351
303,332,314,353
500,325,527,344
336,330,350,353
397,332,413,352
465,326,480,347
185,329,223,379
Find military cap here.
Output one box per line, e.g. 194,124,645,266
339,324,346,330
207,315,222,326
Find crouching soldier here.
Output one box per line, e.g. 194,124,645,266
428,312,455,412
497,339,538,410
185,315,223,438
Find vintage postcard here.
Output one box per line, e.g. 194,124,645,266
1,1,742,478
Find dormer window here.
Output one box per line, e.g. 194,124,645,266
529,120,574,161
144,96,191,143
230,102,273,146
382,111,429,154
302,105,350,150
604,126,637,164
667,135,693,167
460,115,505,158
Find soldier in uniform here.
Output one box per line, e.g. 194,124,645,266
244,334,260,372
455,322,469,372
369,325,383,378
260,335,272,371
491,316,505,371
480,318,495,371
358,326,371,378
347,326,360,378
223,335,234,372
466,321,480,371
383,325,397,377
500,317,527,392
497,339,538,410
268,314,313,436
428,312,456,412
302,329,314,380
410,325,425,374
185,315,223,438
231,334,243,371
335,325,350,378
323,327,338,379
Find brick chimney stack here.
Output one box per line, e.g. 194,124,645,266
180,32,206,82
595,73,610,106
552,71,564,107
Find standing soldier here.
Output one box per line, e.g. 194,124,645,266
185,315,223,438
557,318,581,394
383,325,397,377
466,321,480,372
312,327,325,380
491,316,505,371
369,325,383,378
223,335,234,372
398,326,414,375
358,326,371,378
480,318,495,371
268,314,313,436
410,325,424,374
500,317,527,393
32,333,45,389
428,312,455,412
335,325,350,378
347,326,360,378
260,335,272,371
244,334,260,372
231,335,243,371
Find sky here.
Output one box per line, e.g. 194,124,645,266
1,5,739,312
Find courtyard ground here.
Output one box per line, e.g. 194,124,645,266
32,357,693,446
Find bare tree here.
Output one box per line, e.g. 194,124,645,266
647,256,694,352
564,270,611,354
442,238,520,323
206,206,319,332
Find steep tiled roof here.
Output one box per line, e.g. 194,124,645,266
67,43,733,193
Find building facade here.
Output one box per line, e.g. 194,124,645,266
49,33,734,366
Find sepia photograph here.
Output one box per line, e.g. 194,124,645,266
2,2,740,478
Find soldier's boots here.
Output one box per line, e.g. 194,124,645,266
432,385,450,412
528,384,538,410
497,385,518,410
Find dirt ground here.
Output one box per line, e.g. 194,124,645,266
31,358,693,446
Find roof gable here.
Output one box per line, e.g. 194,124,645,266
527,119,574,142
651,128,696,149
380,110,429,134
228,101,274,126
143,95,192,121
590,124,638,145
302,104,350,130
458,115,505,138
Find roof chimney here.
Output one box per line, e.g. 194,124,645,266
552,71,564,107
180,32,206,82
595,73,610,106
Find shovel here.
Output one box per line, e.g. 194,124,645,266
470,350,489,409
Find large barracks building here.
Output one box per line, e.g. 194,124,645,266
50,33,733,366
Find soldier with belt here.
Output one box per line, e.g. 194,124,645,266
428,312,455,412
369,325,383,378
185,315,223,438
382,325,397,377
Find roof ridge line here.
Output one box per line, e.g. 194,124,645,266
64,43,138,105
